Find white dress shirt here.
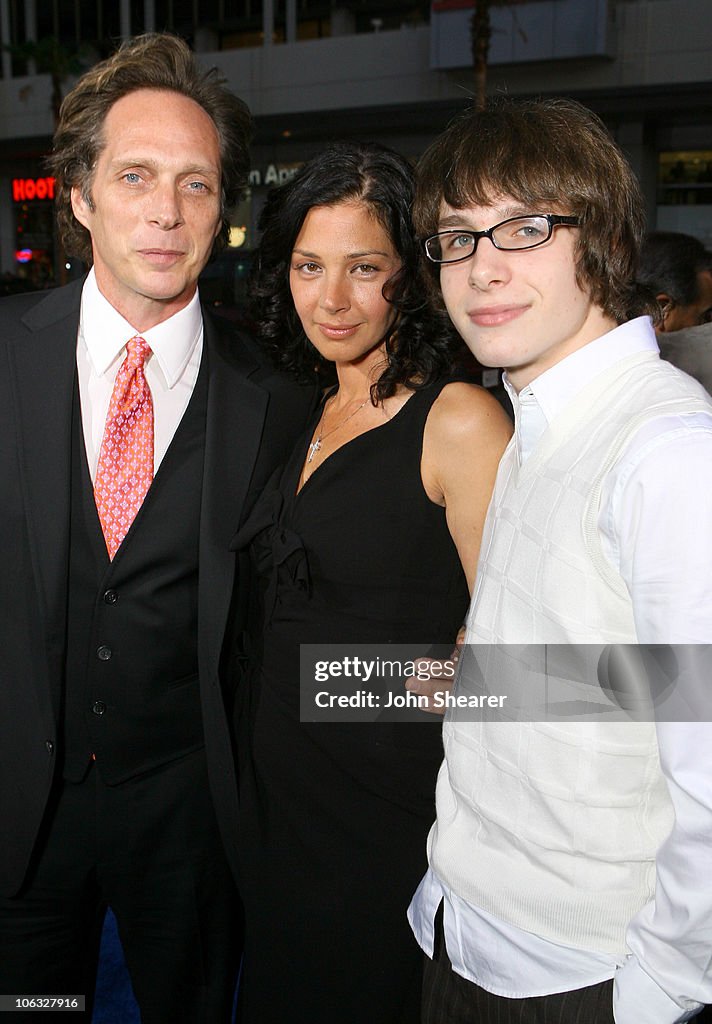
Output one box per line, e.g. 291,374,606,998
409,317,712,1023
76,269,204,481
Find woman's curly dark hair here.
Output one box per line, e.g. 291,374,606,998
250,141,458,403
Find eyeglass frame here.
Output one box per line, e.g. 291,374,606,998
423,214,580,265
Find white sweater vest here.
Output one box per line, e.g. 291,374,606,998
431,351,712,954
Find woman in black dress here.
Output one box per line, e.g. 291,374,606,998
233,142,511,1023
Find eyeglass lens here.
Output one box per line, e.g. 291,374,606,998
427,215,555,262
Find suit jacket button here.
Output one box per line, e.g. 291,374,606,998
96,645,112,661
103,589,119,605
92,700,107,716
46,740,54,754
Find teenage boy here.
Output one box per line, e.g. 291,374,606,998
409,97,712,1024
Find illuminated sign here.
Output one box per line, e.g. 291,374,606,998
12,177,56,202
247,163,301,187
15,249,33,263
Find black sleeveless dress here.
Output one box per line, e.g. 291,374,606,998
233,380,470,1024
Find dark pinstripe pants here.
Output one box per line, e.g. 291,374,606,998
422,911,615,1024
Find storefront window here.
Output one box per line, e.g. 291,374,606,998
12,180,57,290
658,151,712,206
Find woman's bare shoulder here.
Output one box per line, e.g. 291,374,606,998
426,381,513,444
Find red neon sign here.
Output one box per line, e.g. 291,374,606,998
12,176,56,202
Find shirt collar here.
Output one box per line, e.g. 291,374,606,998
503,317,659,463
79,268,203,388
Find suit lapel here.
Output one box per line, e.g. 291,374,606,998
199,312,268,679
10,289,269,695
8,282,82,695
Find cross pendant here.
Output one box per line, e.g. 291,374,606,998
307,437,321,463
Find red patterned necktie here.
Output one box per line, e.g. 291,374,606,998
94,335,154,560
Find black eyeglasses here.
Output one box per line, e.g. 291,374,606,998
424,214,580,264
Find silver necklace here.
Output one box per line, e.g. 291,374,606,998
306,395,370,463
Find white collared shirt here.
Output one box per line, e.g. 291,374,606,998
409,317,712,1024
76,268,204,480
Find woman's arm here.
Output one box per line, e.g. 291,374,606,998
405,383,512,712
421,381,513,593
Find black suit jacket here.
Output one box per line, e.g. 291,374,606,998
0,278,313,896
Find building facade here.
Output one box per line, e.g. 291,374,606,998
0,0,710,291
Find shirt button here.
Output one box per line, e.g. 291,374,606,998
103,589,119,605
96,645,112,661
92,700,107,716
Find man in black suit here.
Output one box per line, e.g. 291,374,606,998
0,33,311,1022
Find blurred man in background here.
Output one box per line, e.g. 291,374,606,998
639,230,712,392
